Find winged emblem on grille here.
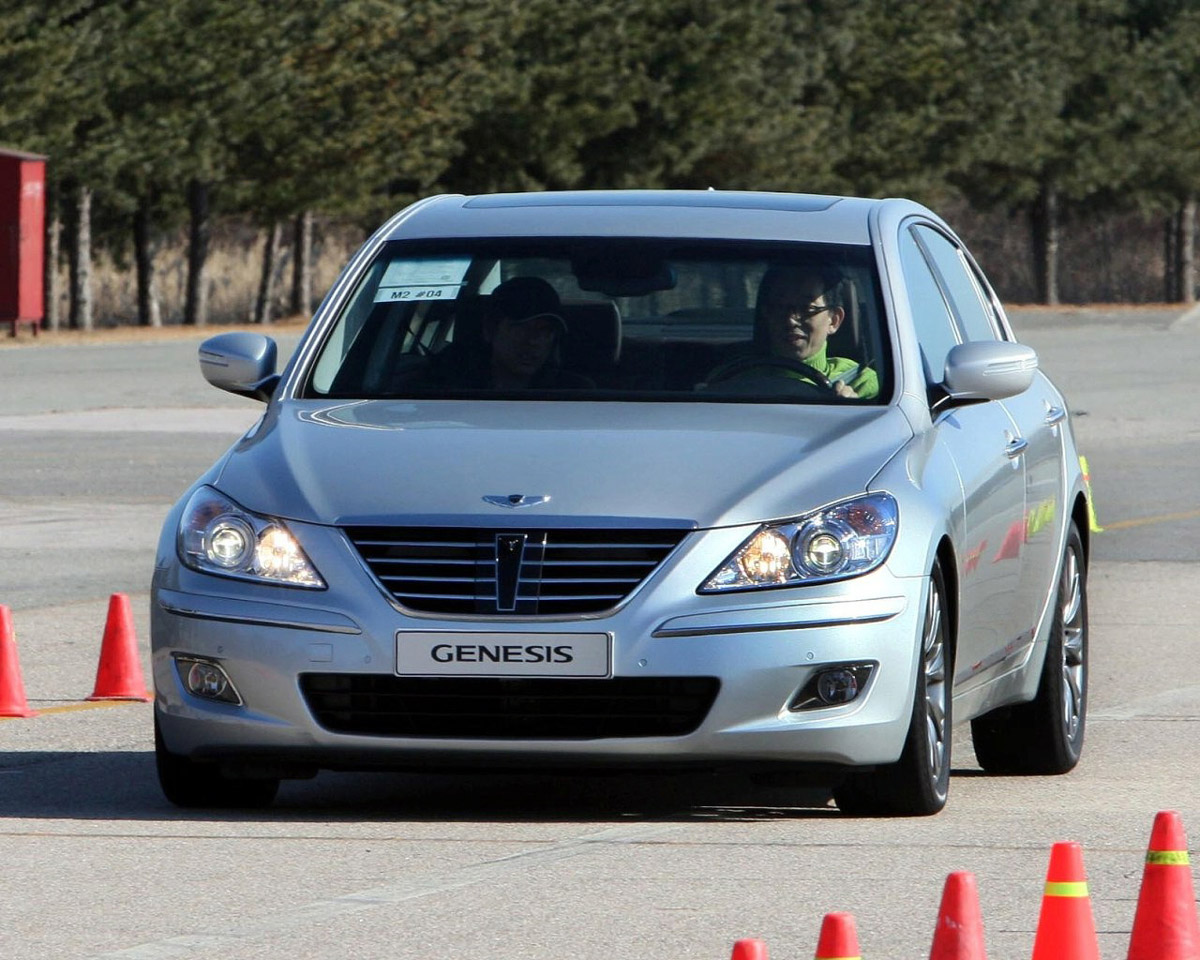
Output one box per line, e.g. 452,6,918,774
483,494,551,509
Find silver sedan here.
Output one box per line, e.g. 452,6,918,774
152,190,1090,815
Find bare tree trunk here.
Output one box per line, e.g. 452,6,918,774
1180,196,1196,304
254,221,283,324
1031,182,1060,305
1164,212,1179,302
184,179,211,326
44,197,61,332
68,183,93,331
290,209,313,318
133,194,162,327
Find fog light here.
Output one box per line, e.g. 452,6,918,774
788,663,875,712
817,669,859,704
175,656,242,705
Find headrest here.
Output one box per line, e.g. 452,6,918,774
559,300,622,372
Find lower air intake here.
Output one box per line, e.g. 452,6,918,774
300,674,720,739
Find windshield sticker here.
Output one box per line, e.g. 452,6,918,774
374,257,471,302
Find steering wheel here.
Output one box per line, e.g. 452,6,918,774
706,355,840,396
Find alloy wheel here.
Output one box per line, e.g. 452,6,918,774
1059,545,1086,742
922,576,949,790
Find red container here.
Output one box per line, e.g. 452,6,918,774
0,147,47,336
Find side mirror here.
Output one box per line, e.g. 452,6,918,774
942,340,1037,402
199,332,280,402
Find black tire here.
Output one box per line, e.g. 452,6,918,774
155,715,280,809
833,562,952,816
971,521,1087,775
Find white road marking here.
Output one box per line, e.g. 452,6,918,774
1090,683,1200,720
0,408,260,434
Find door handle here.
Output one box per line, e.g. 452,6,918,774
1005,437,1029,459
1044,405,1066,426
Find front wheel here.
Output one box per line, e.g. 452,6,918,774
155,715,280,809
833,561,952,816
971,521,1088,774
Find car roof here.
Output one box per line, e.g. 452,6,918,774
384,190,892,245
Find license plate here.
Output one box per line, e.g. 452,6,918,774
395,631,612,678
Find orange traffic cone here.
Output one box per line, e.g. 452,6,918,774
1127,810,1200,960
730,938,769,960
815,912,861,960
87,593,152,701
1031,842,1100,960
930,871,988,960
0,605,38,717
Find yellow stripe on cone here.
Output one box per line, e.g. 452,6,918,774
1146,850,1191,867
1045,881,1090,898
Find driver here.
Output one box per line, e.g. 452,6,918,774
713,265,879,399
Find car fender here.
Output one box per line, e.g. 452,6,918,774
869,426,961,583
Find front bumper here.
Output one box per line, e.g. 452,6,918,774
152,574,924,776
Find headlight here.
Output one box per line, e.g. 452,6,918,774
177,486,325,588
701,493,898,592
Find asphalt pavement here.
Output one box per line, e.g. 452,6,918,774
1,312,1198,960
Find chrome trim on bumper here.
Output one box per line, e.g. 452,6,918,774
653,595,907,638
156,588,363,635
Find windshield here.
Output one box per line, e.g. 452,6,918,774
304,238,890,403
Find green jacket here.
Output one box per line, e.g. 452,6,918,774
707,346,880,399
803,345,879,399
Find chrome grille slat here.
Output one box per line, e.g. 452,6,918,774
355,539,479,548
541,559,658,568
534,596,626,603
377,572,482,581
384,588,496,595
377,578,487,587
343,526,685,615
371,558,482,567
537,578,642,586
548,543,676,550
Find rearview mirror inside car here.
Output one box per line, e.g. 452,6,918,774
572,250,676,297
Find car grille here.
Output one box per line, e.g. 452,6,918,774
299,674,720,739
342,526,687,615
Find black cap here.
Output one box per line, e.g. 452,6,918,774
488,277,566,329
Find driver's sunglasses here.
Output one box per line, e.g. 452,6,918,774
763,282,840,322
767,300,835,323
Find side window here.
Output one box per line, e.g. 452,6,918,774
914,226,1001,342
899,227,959,382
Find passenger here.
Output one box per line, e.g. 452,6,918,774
712,265,878,399
425,277,591,390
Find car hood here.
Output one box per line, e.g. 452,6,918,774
215,400,912,529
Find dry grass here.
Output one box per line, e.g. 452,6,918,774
1005,302,1184,312
0,315,311,349
4,206,1190,351
944,201,1176,304
37,218,364,333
